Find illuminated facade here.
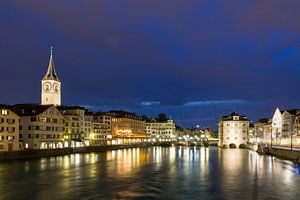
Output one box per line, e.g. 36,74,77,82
59,106,85,147
0,105,20,151
272,107,283,140
41,47,61,106
13,104,64,149
218,112,249,148
92,113,112,145
145,119,176,141
110,111,146,139
253,118,272,144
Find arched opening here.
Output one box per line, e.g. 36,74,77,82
239,143,247,149
229,143,237,148
40,142,47,149
57,142,63,148
64,141,69,148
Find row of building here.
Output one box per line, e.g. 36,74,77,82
249,107,300,147
0,104,179,151
217,107,300,149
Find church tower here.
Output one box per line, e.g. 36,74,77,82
41,47,61,106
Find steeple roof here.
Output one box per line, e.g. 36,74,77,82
42,47,60,81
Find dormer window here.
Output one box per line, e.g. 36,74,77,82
1,109,8,115
233,116,239,120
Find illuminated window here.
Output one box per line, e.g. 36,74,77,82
1,110,8,115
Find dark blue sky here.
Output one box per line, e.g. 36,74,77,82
1,0,300,128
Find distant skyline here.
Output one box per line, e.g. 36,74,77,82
1,1,300,128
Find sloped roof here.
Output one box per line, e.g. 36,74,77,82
12,104,52,116
42,47,60,81
0,104,19,116
256,118,270,123
220,112,249,121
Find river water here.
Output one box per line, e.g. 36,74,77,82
1,146,300,200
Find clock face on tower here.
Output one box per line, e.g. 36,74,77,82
43,82,52,92
53,83,60,93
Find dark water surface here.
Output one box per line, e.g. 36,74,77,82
1,147,300,200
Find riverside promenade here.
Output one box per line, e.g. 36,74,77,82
0,142,173,161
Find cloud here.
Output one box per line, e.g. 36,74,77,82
141,101,160,106
183,99,248,107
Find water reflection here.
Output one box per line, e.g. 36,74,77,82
0,147,300,199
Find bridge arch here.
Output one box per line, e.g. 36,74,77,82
229,143,237,148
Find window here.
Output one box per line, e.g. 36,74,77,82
1,110,8,115
31,117,37,122
28,134,31,138
7,127,15,133
227,137,230,140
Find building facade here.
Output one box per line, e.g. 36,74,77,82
13,104,64,149
218,112,249,148
272,107,283,141
92,112,112,145
110,111,147,144
41,47,61,106
59,106,86,147
145,119,176,141
253,118,272,144
0,105,20,152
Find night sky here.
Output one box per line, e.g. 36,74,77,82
1,1,300,129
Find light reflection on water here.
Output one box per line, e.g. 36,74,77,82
0,147,300,199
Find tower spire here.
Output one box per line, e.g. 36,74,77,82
42,46,60,81
50,46,53,56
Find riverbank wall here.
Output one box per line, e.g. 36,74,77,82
246,143,300,164
267,148,300,164
0,142,173,161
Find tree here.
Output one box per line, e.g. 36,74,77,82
156,113,168,122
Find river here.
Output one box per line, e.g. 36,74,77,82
0,146,300,200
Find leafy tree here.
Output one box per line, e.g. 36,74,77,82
156,113,168,122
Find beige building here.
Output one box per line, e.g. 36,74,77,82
253,118,272,144
59,106,85,147
41,47,61,106
0,105,20,152
145,119,176,141
91,112,112,145
218,112,249,148
13,104,64,149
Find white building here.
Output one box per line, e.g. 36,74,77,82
218,112,249,148
41,47,61,106
145,119,176,141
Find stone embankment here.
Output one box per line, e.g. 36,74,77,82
247,143,300,165
0,142,173,161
